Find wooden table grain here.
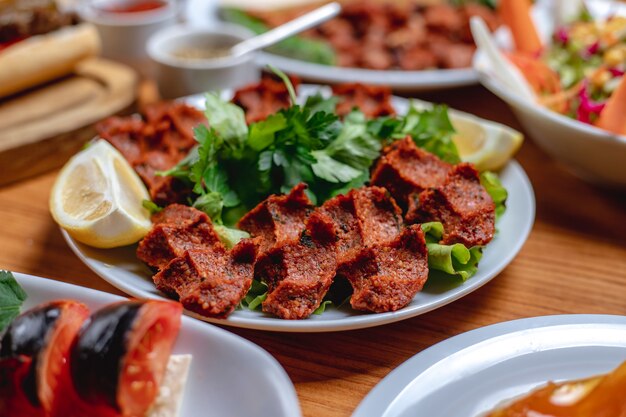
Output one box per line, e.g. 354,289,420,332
1,85,625,417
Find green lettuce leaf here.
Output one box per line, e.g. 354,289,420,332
240,280,268,311
0,271,27,332
313,300,333,315
420,221,446,244
480,171,508,219
421,222,484,281
213,225,250,248
427,243,483,281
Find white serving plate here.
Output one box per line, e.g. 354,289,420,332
353,314,626,417
214,0,479,91
258,53,478,92
61,88,535,332
13,272,301,417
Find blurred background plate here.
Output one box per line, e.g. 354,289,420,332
257,53,477,92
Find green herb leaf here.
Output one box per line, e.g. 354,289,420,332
449,0,496,9
248,113,288,151
395,104,461,164
304,93,339,115
142,200,162,214
179,125,241,223
311,110,381,183
204,93,248,152
157,147,198,180
192,192,225,222
0,271,27,332
327,171,370,198
268,65,297,105
310,152,363,183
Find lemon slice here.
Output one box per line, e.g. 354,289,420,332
50,139,152,248
410,100,523,171
450,112,524,171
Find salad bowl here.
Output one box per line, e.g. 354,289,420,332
475,51,626,187
472,3,626,187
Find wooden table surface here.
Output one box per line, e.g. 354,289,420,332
1,85,625,417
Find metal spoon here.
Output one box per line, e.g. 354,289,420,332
229,2,341,58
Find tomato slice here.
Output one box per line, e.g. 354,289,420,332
0,356,41,417
0,301,90,417
69,300,182,417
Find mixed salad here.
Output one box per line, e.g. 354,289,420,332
545,16,626,124
500,0,626,134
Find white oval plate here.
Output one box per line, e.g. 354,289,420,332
12,272,301,417
353,314,626,417
61,90,535,332
257,53,477,92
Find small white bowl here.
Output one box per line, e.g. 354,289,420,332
147,24,260,99
78,0,178,77
473,48,626,187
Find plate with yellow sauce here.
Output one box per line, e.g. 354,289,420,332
353,314,626,417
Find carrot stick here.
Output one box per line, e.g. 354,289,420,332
506,52,561,95
498,0,542,55
597,76,626,135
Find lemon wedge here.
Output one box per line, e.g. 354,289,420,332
410,100,523,171
50,139,152,248
450,112,524,171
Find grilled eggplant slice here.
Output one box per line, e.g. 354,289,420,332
69,300,182,417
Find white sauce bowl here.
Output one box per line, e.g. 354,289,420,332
147,23,260,98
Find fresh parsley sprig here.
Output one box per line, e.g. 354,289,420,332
161,68,464,226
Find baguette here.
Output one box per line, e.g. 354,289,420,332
0,22,100,98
